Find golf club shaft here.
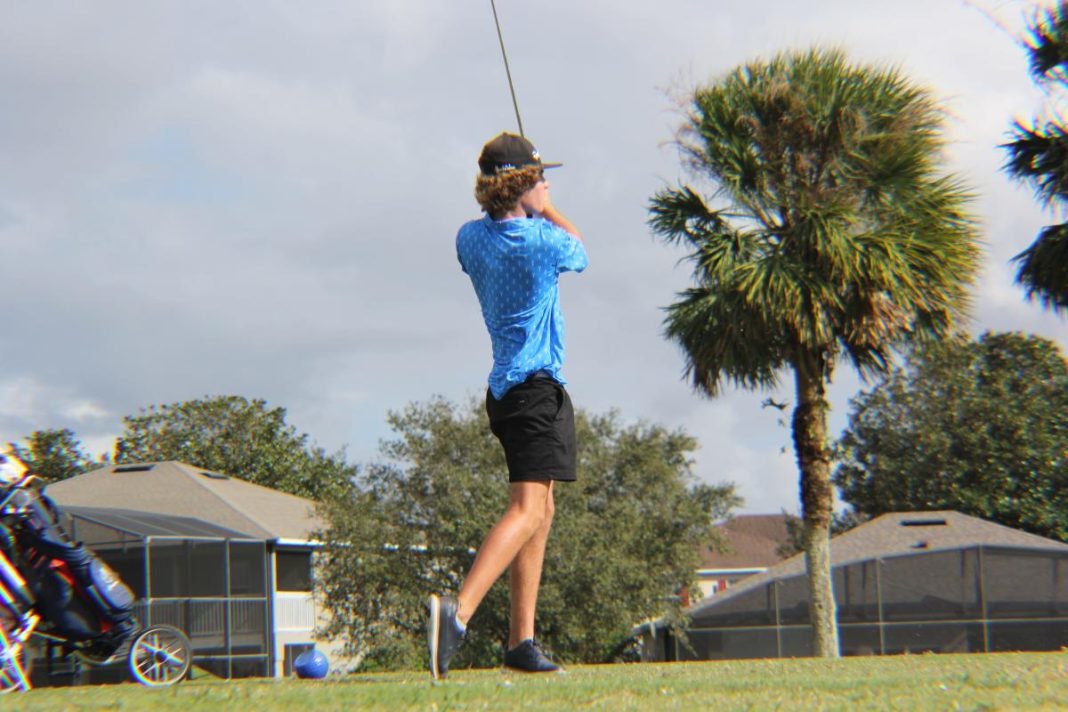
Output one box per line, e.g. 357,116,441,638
490,0,524,137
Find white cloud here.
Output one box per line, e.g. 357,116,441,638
0,377,112,445
61,400,111,423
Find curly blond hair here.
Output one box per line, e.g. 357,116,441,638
474,165,543,219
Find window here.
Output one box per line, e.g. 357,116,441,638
276,550,313,592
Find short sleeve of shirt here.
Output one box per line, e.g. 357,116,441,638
541,222,588,274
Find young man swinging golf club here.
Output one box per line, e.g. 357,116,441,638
428,132,587,680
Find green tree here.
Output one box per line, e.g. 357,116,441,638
834,332,1068,542
649,48,981,656
6,428,97,483
1004,2,1068,314
114,395,356,500
314,396,738,670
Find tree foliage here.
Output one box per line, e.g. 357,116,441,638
114,395,356,500
1004,2,1068,314
649,48,981,656
834,332,1068,542
5,428,97,484
314,396,738,670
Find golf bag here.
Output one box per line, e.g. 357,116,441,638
3,486,136,645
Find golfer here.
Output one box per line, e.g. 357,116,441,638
428,132,587,680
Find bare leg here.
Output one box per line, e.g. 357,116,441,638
456,481,551,625
508,481,554,648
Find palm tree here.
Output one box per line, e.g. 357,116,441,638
1005,2,1068,315
649,48,981,657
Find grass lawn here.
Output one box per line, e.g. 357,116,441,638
11,651,1068,711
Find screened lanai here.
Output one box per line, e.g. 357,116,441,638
58,506,272,679
642,512,1068,661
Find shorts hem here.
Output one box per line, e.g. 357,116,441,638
507,472,577,483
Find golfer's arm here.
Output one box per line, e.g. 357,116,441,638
541,205,582,241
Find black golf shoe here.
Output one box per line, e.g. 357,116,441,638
503,638,563,673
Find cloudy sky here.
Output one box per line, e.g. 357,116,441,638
1,1,1064,514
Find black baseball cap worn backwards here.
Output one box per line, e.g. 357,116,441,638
478,132,562,176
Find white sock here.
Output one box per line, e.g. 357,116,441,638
454,614,467,632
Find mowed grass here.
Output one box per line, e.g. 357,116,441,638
10,652,1067,711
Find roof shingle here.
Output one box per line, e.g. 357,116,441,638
700,514,791,569
46,461,322,541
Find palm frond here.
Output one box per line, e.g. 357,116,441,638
648,186,730,249
1025,2,1068,81
1013,223,1068,314
663,286,786,396
1003,119,1068,206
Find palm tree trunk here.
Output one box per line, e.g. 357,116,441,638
792,354,840,658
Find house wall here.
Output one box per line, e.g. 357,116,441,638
696,567,767,599
269,547,351,677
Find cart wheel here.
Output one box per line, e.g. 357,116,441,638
127,625,191,687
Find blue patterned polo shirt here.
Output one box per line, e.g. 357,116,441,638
457,215,588,399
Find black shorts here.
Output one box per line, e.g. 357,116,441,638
486,376,577,483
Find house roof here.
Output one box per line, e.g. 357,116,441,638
700,514,790,570
46,461,322,541
65,505,258,540
686,510,1068,617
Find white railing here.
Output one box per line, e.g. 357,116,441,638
274,594,315,632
